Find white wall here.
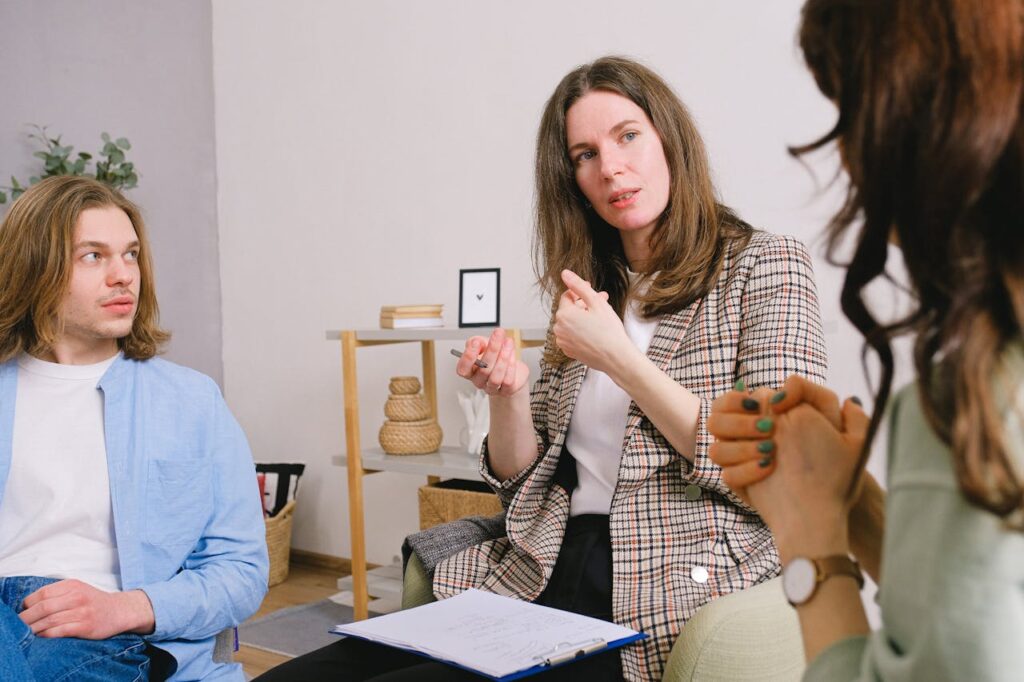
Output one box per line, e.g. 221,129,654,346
212,0,912,569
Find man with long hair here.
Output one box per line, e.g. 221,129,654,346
0,176,268,681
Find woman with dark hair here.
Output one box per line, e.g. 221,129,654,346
709,0,1024,679
441,56,828,681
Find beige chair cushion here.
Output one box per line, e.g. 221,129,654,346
663,577,804,682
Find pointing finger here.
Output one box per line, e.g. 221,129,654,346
560,269,601,308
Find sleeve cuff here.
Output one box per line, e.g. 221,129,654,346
478,434,543,506
804,635,869,682
682,397,756,512
140,580,189,641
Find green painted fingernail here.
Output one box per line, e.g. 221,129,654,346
757,440,775,454
850,396,863,406
770,391,786,404
742,397,759,411
756,418,773,433
734,379,746,392
758,456,773,468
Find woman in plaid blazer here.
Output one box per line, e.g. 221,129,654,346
257,56,827,682
446,56,828,682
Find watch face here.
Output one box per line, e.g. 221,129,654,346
783,557,816,605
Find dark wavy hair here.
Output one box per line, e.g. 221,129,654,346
534,56,752,364
794,0,1024,524
0,176,169,362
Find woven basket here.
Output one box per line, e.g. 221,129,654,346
379,418,442,455
384,394,430,422
418,480,502,530
265,499,297,587
389,376,421,395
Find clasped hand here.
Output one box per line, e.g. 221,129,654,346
707,376,869,556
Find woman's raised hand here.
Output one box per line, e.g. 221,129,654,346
553,269,631,374
454,327,530,397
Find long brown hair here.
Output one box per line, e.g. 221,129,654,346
795,0,1024,523
534,56,751,364
0,176,169,362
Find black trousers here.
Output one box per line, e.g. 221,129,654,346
254,514,623,681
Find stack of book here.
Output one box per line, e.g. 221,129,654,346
380,304,444,329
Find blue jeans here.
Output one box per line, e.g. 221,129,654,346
0,576,149,682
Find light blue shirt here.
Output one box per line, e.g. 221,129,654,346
0,355,269,681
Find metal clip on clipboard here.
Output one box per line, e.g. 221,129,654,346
537,638,609,667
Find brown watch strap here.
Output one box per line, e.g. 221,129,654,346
815,555,865,589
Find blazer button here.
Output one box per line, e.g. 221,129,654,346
684,484,702,501
690,566,709,583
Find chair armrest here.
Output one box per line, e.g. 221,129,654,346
212,627,236,663
662,578,804,682
401,553,437,610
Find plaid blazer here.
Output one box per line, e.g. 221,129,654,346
433,231,828,681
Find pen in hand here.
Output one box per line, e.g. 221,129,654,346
450,348,488,368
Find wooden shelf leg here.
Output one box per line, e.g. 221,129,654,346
508,327,523,359
421,339,437,420
341,331,369,620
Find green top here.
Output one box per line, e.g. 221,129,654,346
805,350,1024,681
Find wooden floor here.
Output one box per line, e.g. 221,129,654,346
236,562,349,678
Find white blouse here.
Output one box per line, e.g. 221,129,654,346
565,273,662,516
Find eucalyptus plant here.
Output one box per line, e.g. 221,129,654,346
0,125,138,204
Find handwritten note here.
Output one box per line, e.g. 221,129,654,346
330,589,644,680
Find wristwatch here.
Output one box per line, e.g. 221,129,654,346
782,555,864,606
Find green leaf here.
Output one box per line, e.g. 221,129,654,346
101,132,110,143
72,159,86,174
102,142,118,155
78,152,92,160
12,187,24,199
0,191,6,204
108,149,125,165
44,158,60,171
11,176,21,189
33,151,49,160
29,176,40,185
125,173,138,188
115,137,130,150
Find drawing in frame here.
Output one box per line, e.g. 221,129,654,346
458,268,500,328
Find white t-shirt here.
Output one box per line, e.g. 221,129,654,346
566,274,662,516
0,353,121,591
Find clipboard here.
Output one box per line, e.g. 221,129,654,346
329,589,647,680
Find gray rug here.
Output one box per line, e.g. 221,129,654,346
239,599,373,658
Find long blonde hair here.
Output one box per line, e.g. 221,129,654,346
0,176,169,362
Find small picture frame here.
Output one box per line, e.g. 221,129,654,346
458,268,501,327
